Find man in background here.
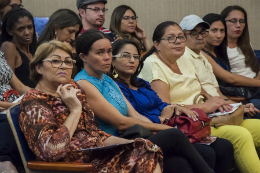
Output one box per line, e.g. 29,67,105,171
77,0,115,41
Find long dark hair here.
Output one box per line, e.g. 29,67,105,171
143,21,179,61
203,13,230,69
0,8,37,54
110,5,145,52
75,29,111,72
108,39,145,87
38,9,82,46
220,5,259,74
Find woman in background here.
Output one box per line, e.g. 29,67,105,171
38,9,82,53
0,0,22,22
220,5,259,79
110,5,151,56
1,8,37,88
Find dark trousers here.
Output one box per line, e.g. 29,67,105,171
193,138,234,173
148,129,214,173
0,114,23,171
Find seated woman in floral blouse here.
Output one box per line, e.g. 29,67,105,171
19,40,163,173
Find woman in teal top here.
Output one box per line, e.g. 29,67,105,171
75,69,127,136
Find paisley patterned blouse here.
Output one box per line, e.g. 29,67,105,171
0,51,19,102
19,80,163,172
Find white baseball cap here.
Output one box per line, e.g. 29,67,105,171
179,14,210,30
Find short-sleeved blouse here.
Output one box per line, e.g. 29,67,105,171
0,51,19,102
139,54,201,105
74,69,127,136
116,79,169,124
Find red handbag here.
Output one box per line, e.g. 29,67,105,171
3,89,20,102
163,108,211,143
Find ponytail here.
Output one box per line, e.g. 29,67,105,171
143,46,157,61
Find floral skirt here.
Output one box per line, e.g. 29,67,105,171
79,138,163,173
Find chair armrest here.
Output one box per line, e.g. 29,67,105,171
27,161,94,172
228,96,245,103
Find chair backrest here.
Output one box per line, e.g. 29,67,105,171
7,104,36,172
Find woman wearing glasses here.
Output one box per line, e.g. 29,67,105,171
0,8,37,88
110,5,151,56
220,5,259,79
0,0,22,22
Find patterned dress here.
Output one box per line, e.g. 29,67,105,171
19,80,163,173
0,51,19,102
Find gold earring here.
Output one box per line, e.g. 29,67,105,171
112,67,118,78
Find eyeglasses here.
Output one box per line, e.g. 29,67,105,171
113,53,141,61
42,58,76,69
9,4,23,8
185,30,209,38
121,16,138,21
225,19,245,25
160,35,187,43
85,7,108,13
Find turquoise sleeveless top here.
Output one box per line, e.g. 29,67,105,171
74,69,127,136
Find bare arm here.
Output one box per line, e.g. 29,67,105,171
150,79,226,113
254,71,260,80
135,25,151,51
215,87,236,104
10,73,31,95
0,102,16,109
142,38,152,51
1,42,18,72
103,136,133,146
77,80,172,132
202,51,260,87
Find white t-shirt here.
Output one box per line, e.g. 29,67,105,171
227,47,256,78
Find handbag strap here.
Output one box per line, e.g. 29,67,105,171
193,93,208,104
3,89,20,102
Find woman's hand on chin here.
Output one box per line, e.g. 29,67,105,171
135,25,147,40
56,84,82,112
